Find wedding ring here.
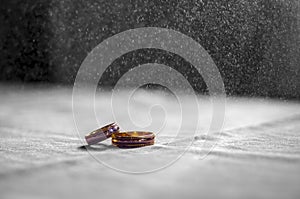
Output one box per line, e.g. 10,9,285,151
111,131,155,148
85,122,119,145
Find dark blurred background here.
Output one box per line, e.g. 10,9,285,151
0,0,299,98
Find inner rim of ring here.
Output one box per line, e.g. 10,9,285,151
112,131,155,139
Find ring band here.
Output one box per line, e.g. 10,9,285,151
85,122,119,145
111,131,155,148
112,139,155,148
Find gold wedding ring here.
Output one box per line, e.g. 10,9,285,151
112,131,155,148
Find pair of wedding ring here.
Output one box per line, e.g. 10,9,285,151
85,123,155,148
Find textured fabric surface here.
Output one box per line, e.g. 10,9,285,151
0,84,300,199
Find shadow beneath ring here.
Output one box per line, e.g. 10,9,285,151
77,143,116,151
